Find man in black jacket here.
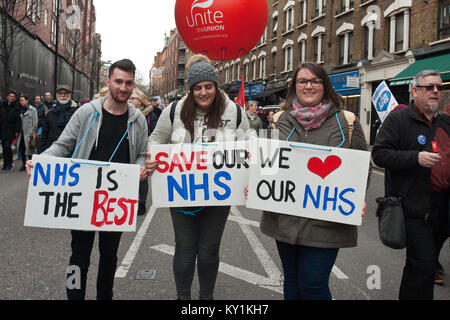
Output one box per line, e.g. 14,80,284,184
0,91,21,172
372,70,449,300
38,85,78,153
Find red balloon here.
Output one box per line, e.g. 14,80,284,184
175,0,268,61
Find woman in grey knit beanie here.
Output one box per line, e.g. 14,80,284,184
146,54,249,300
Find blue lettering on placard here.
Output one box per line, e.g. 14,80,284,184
167,172,233,202
54,163,68,186
302,184,356,216
33,162,81,187
190,173,210,201
338,188,355,215
168,175,188,201
213,171,231,200
33,162,51,186
303,185,321,209
68,163,81,187
323,186,338,211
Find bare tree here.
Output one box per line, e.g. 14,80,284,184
0,0,43,95
63,28,93,95
135,70,149,93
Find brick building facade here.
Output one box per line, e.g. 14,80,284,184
2,0,101,99
213,0,450,144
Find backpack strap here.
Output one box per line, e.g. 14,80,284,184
170,100,178,126
235,103,242,128
342,110,355,145
270,111,285,129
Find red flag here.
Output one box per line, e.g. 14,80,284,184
236,75,245,108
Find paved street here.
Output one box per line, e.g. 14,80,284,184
0,157,449,300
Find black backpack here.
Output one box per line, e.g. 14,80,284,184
169,100,242,128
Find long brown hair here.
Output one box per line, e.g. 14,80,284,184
285,62,343,111
180,84,226,142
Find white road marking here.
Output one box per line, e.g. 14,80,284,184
332,265,349,280
115,205,157,278
230,206,282,282
151,244,283,294
116,205,349,284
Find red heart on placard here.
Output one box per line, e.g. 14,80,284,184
307,156,342,179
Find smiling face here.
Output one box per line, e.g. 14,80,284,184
106,68,135,104
412,75,443,115
192,81,216,111
295,68,324,108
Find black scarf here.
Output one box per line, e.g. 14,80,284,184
55,100,72,127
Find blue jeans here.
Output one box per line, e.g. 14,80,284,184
276,241,339,300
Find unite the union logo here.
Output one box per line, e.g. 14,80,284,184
186,0,225,33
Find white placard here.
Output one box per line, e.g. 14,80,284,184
150,141,249,207
372,81,398,122
246,138,371,226
24,155,140,232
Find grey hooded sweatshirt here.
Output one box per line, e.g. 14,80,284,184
148,93,250,145
42,96,148,166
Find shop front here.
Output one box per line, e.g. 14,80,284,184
329,70,362,118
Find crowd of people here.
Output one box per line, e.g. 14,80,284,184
0,85,163,174
1,55,448,301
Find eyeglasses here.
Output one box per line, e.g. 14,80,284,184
296,78,323,87
415,84,443,91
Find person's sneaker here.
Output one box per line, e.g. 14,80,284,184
4,166,13,172
435,272,445,285
435,262,445,285
137,203,147,216
0,167,6,172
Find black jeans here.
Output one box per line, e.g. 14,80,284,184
67,230,122,300
1,139,12,168
399,216,435,300
430,191,449,266
170,206,230,299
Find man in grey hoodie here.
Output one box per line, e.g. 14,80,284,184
26,59,148,300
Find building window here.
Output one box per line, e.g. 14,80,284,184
244,63,249,82
339,35,345,65
252,60,257,80
300,41,306,63
44,8,48,26
336,0,354,15
284,46,293,72
394,13,404,52
272,53,277,74
299,1,307,25
225,66,229,83
314,0,326,18
313,36,324,63
51,17,56,44
385,2,411,53
438,0,450,40
260,27,267,45
364,24,376,60
272,14,278,38
285,5,294,32
259,56,266,78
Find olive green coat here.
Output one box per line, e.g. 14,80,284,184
260,107,369,248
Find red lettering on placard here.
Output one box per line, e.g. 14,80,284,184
91,190,137,228
155,152,169,173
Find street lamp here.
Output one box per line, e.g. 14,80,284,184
53,0,62,97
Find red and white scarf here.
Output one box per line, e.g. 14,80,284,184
290,99,330,131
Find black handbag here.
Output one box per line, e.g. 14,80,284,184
375,196,406,249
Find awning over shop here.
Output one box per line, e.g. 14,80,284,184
389,53,450,86
251,87,286,99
